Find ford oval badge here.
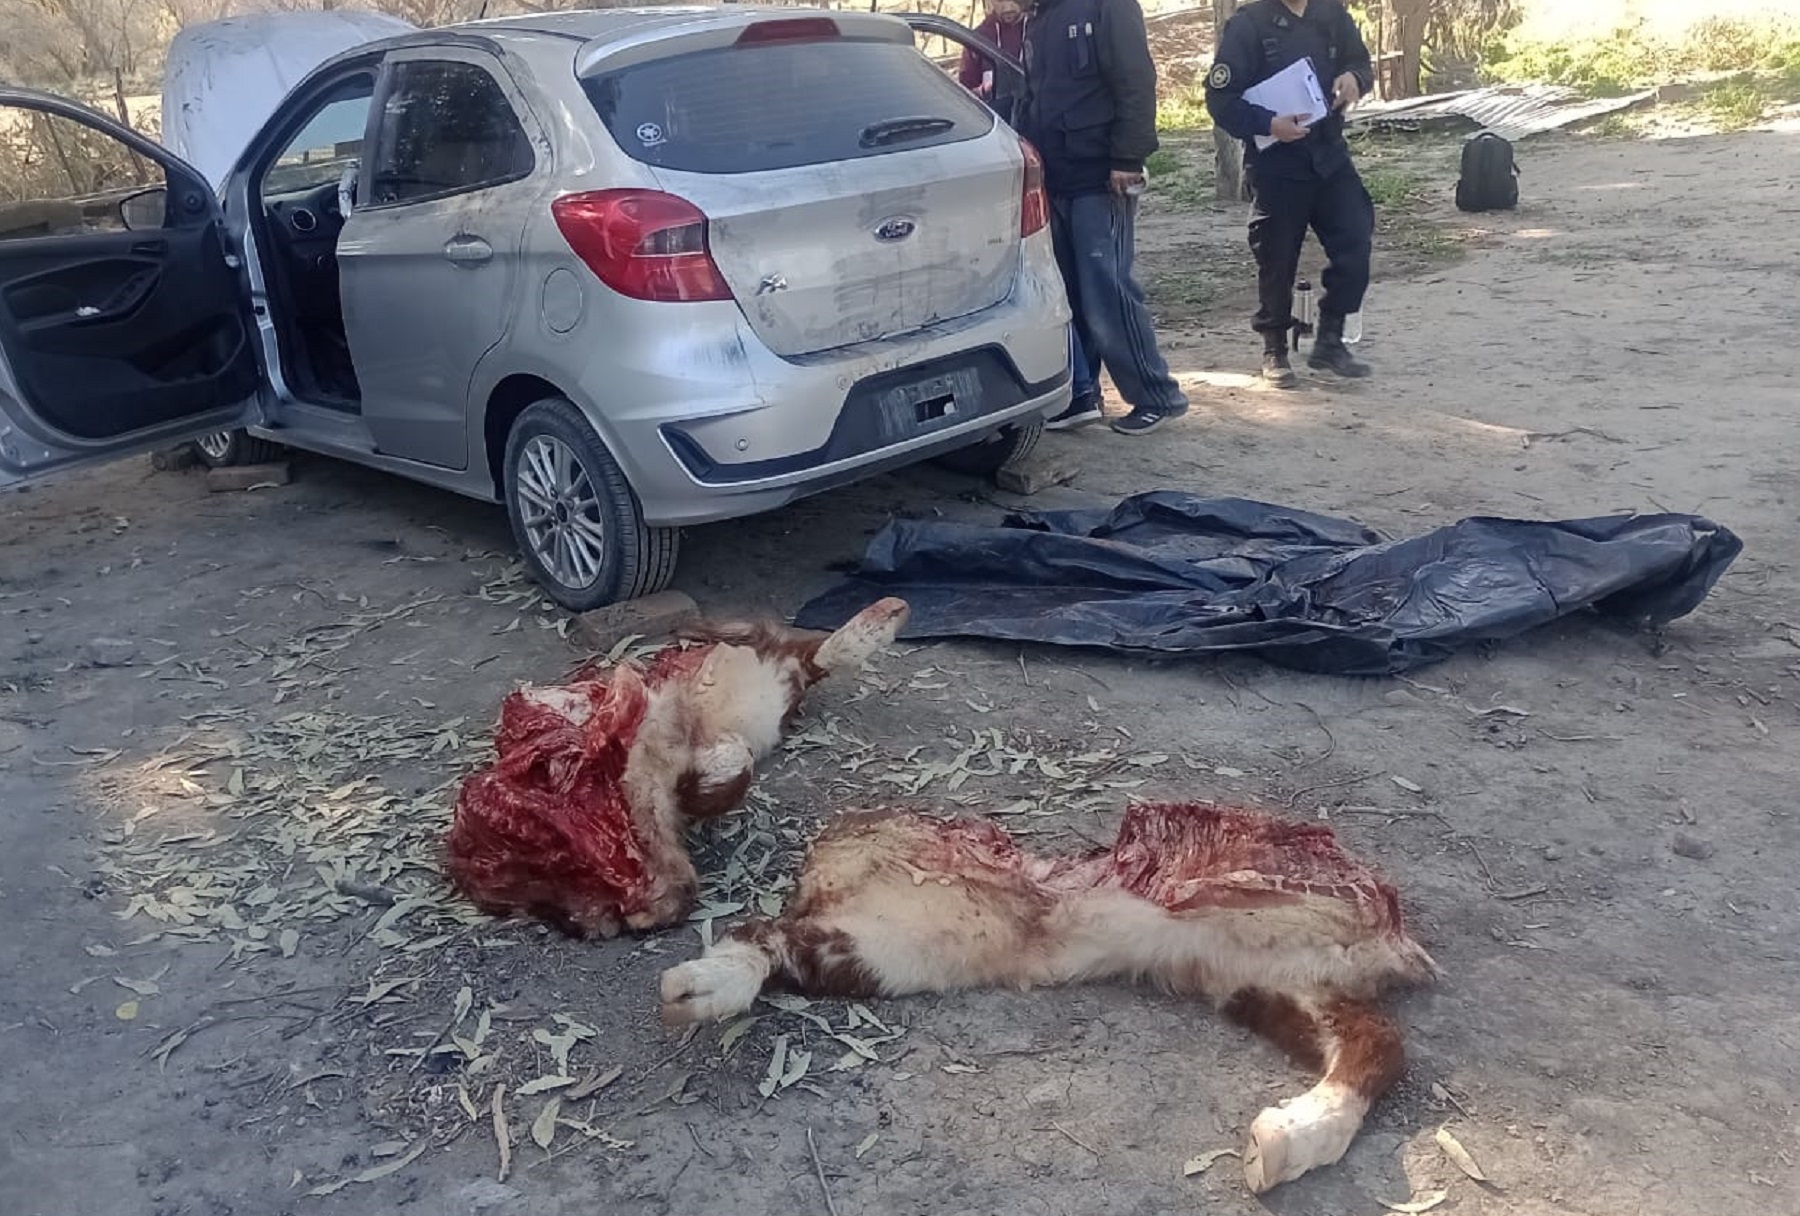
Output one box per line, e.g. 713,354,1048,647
874,217,916,243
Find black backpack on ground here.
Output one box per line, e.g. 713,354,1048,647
1455,131,1519,213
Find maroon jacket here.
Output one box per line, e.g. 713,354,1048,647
957,14,1027,91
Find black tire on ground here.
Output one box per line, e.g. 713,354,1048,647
192,429,283,468
502,397,679,612
931,412,1045,478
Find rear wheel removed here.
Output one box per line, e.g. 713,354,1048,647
931,412,1044,478
502,398,679,612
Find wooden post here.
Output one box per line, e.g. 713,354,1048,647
1212,0,1248,203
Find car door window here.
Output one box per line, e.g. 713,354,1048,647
0,109,163,242
367,60,534,207
263,88,375,200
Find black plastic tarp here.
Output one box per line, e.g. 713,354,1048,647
794,492,1743,676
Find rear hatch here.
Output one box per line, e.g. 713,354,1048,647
579,15,1021,358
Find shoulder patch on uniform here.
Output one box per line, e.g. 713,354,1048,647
1207,62,1232,89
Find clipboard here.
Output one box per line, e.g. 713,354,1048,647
1244,58,1330,150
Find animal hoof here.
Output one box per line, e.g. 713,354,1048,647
1243,1114,1287,1194
1243,1088,1360,1193
658,950,767,1025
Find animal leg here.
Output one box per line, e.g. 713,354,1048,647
659,928,781,1024
813,597,910,673
1224,989,1405,1193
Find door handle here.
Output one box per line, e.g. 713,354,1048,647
443,236,493,266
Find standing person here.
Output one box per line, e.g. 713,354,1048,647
958,0,1029,125
1014,0,1192,436
1205,0,1375,386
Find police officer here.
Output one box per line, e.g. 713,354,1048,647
1205,0,1375,386
1015,0,1191,436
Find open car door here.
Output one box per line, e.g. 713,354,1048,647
901,12,1026,110
0,89,261,489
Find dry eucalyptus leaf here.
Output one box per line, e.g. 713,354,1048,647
113,976,160,996
1393,776,1425,794
568,1065,623,1101
1436,1126,1488,1182
1380,1191,1449,1213
491,1083,513,1182
720,1016,759,1053
757,1034,790,1099
307,1140,428,1195
1182,1147,1239,1177
278,929,299,958
531,1097,562,1151
854,1132,880,1159
516,1075,577,1096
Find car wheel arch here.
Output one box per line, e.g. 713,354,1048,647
481,373,630,501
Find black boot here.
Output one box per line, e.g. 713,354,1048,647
1261,330,1296,388
1308,313,1370,378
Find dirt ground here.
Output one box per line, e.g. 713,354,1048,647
6,123,1800,1216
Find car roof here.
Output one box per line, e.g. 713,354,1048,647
417,4,868,47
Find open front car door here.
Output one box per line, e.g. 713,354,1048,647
0,89,261,488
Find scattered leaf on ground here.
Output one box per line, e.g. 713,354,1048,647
491,1083,513,1182
531,1097,562,1150
306,1140,428,1196
568,1065,623,1101
1381,1191,1449,1213
1393,775,1425,793
854,1132,880,1159
1182,1147,1239,1176
115,1000,140,1021
1436,1126,1488,1182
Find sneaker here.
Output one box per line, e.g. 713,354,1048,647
1261,348,1298,388
1110,404,1186,436
1046,390,1104,431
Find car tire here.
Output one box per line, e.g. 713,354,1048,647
931,413,1044,478
193,429,283,468
502,397,679,612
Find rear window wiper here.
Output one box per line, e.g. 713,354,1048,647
859,116,957,148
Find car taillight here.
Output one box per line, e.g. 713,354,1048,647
1019,138,1050,238
551,190,732,303
736,17,839,44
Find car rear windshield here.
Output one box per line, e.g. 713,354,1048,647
583,36,993,175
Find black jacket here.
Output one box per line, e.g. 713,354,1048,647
1204,0,1373,181
1014,0,1160,198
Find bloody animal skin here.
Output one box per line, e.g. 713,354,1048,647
659,800,1438,1193
444,598,909,939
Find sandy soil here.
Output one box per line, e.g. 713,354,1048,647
4,126,1798,1216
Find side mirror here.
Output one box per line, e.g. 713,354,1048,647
119,186,168,232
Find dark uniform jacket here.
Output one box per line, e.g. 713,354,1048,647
1013,0,1160,198
1204,0,1374,181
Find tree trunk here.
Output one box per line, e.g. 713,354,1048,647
1212,0,1248,203
1389,0,1429,99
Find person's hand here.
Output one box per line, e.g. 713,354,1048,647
1109,169,1146,195
1270,114,1311,142
1332,72,1362,111
974,80,994,98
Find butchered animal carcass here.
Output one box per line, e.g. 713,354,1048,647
444,598,908,939
659,799,1437,1192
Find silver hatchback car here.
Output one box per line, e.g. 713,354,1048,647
0,6,1070,609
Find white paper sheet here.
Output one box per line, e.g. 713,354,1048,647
1244,58,1331,151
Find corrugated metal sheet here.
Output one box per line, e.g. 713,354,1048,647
1350,84,1658,140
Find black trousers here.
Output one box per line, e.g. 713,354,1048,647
1247,163,1374,335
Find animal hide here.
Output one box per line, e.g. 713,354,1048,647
660,800,1437,1191
444,598,909,938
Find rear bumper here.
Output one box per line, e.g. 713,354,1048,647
560,230,1072,528
649,373,1068,524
